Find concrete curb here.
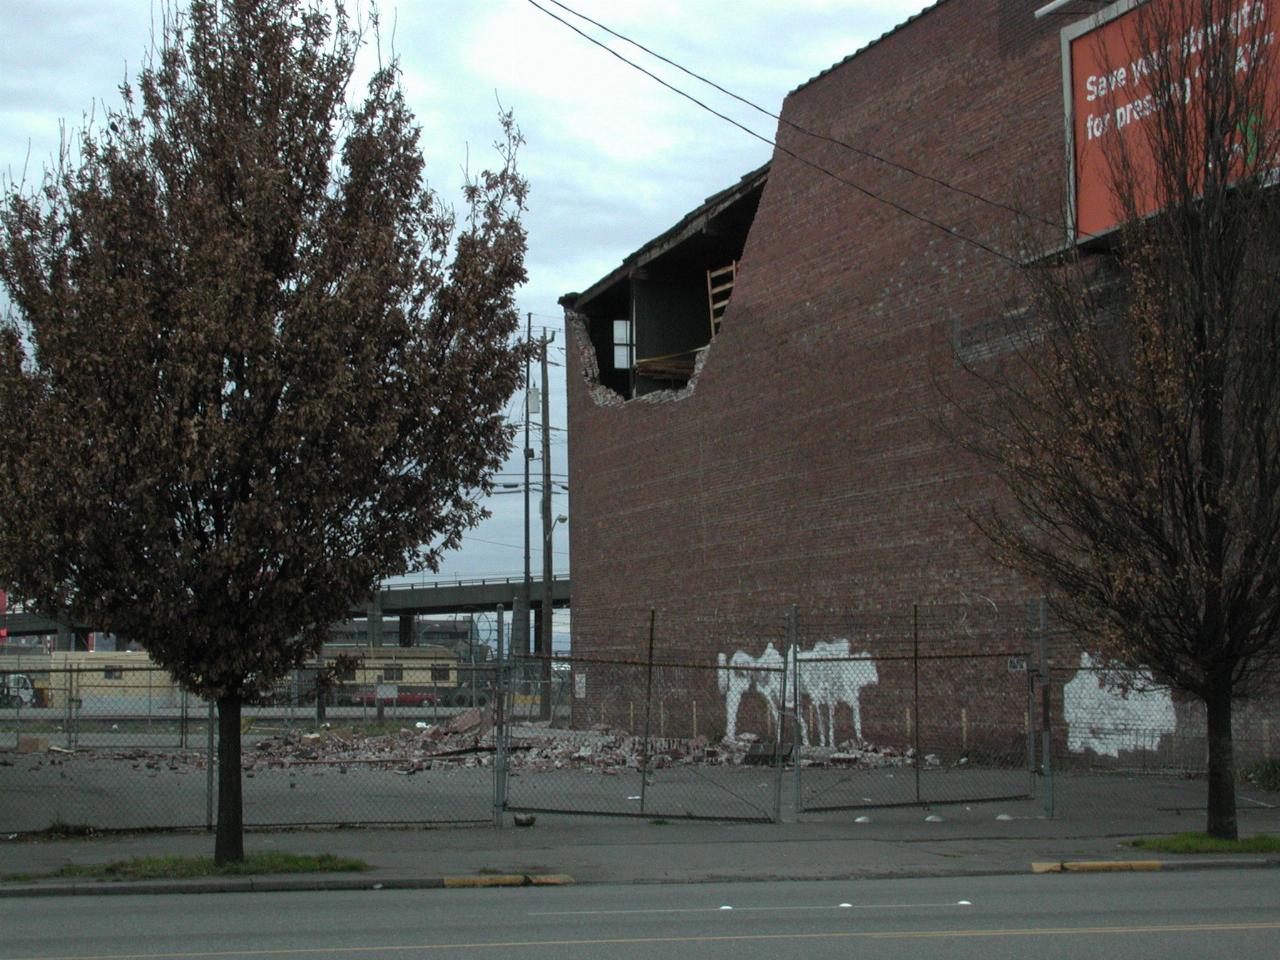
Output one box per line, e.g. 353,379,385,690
0,873,574,898
1032,857,1280,874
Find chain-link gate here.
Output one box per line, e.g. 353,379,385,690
500,653,784,822
795,650,1037,812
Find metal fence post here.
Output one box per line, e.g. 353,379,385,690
13,684,22,750
493,602,506,828
206,702,216,831
789,604,802,819
913,603,921,804
1026,664,1036,797
67,666,79,750
639,609,656,815
1038,596,1054,818
772,610,789,824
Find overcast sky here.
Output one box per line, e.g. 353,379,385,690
0,0,931,608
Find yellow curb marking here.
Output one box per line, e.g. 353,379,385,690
441,875,525,888
528,874,574,885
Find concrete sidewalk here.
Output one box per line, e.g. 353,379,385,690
2,796,1278,897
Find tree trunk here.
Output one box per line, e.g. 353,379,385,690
215,694,245,865
1204,682,1237,840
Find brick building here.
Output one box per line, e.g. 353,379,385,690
558,0,1276,762
563,0,1060,642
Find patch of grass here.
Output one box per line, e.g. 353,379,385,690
649,819,671,826
3,851,369,884
1127,832,1280,854
1239,759,1280,793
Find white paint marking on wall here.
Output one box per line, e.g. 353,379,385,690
791,640,879,746
717,644,784,742
717,638,879,746
1063,653,1176,757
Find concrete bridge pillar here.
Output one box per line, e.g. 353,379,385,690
366,597,382,648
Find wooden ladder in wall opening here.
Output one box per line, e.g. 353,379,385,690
707,261,737,338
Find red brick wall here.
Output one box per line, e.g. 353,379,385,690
565,0,1065,669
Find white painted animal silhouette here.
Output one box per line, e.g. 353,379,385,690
718,639,878,746
716,642,786,741
790,639,879,747
1063,653,1176,757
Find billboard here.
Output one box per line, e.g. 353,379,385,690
1063,0,1279,239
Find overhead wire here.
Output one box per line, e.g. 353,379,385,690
541,0,1060,231
462,533,569,558
525,0,1021,265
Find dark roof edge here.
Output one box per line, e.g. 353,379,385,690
789,0,954,97
566,162,770,310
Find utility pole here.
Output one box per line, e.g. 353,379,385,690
521,313,532,662
539,331,555,720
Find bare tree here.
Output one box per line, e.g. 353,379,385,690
0,0,528,862
960,0,1280,839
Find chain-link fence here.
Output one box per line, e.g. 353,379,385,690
1043,654,1280,823
0,662,502,833
4,599,1277,834
503,653,785,822
780,603,1037,812
1,666,214,832
795,650,1035,812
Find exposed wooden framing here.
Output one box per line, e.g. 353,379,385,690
707,261,738,338
635,347,703,382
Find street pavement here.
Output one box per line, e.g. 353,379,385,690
2,789,1278,896
8,871,1280,960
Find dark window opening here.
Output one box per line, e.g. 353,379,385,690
570,166,766,400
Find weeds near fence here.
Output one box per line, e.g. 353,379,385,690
1239,759,1280,793
33,821,99,839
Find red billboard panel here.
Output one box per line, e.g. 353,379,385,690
1065,0,1278,239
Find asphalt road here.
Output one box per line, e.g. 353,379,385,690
3,869,1278,960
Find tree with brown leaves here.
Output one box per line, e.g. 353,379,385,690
961,0,1280,839
0,0,527,862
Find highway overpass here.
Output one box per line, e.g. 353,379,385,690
0,575,570,648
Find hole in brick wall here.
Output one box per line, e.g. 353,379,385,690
564,167,767,402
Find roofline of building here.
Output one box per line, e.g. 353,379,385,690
562,0,1040,309
563,162,770,310
788,0,954,96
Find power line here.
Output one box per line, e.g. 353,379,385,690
525,0,1019,265
462,533,569,558
542,0,1059,231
